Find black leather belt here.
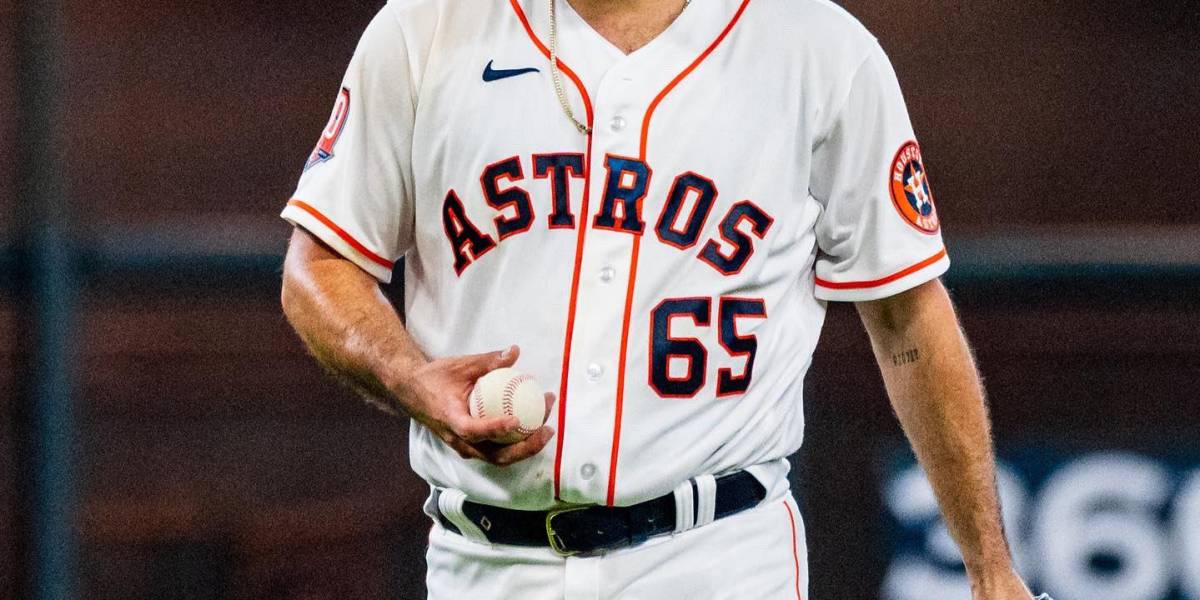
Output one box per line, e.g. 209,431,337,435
435,471,766,556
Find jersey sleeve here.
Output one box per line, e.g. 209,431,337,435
279,6,416,283
809,42,949,302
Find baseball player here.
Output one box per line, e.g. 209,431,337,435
279,0,1048,598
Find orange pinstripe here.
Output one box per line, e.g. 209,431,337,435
783,501,803,600
287,199,394,269
814,247,947,290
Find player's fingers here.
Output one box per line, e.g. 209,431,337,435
486,426,555,467
433,428,488,461
458,345,520,378
543,392,556,421
448,413,519,443
481,345,520,373
485,345,519,370
447,437,488,461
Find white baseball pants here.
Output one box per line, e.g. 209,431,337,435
424,492,808,600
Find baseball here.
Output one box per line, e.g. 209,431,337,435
469,367,547,444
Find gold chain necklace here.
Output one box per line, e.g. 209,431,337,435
548,0,691,136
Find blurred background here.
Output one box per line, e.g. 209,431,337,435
1,1,1198,599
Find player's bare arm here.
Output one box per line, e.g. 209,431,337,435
857,278,1033,600
280,228,555,466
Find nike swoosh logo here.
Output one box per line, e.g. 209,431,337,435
482,60,540,82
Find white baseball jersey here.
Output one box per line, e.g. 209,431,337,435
281,0,948,511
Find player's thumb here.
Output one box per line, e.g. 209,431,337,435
464,345,519,376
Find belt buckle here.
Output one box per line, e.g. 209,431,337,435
545,505,589,557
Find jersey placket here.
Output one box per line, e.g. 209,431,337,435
556,61,648,505
543,1,644,504
550,0,747,506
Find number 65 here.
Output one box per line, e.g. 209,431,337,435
649,296,766,398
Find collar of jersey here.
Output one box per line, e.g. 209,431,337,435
526,0,743,90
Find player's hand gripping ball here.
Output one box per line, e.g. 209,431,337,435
469,368,548,444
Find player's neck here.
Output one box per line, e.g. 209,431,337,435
564,0,689,55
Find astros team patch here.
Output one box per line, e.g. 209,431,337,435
888,141,940,234
305,87,350,170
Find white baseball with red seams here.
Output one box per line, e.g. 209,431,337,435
469,367,547,444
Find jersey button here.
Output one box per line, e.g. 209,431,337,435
599,266,616,283
580,463,597,480
609,115,626,132
586,363,604,381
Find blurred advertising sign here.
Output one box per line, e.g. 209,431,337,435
881,448,1200,600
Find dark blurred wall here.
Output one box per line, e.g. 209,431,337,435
0,0,18,235
1,1,1198,599
849,0,1200,228
56,2,374,224
2,0,21,594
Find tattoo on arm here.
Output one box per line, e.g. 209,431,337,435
892,347,920,366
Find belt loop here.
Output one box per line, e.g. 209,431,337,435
672,479,696,533
694,474,718,528
437,488,491,544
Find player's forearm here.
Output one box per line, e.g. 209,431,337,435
857,280,1013,579
280,228,427,414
